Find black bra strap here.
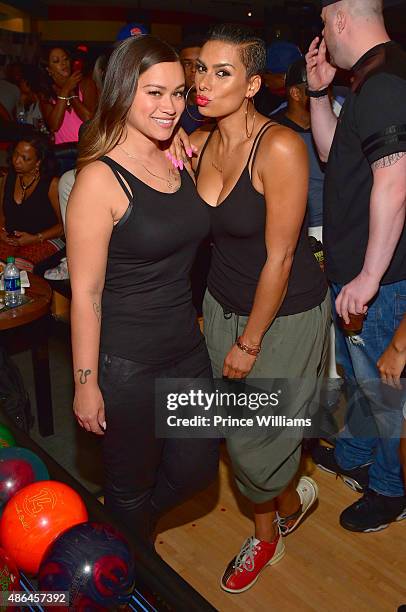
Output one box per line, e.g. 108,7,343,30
247,121,278,170
195,125,217,179
99,156,133,203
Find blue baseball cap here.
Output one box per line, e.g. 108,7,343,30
266,41,303,74
116,22,149,41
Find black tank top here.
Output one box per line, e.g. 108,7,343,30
4,172,58,234
99,156,209,365
197,122,327,316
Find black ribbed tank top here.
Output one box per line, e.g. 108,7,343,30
197,122,327,316
99,156,209,365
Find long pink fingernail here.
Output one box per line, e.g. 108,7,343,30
179,161,184,170
186,148,193,157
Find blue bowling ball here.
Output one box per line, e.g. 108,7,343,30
38,522,135,610
0,447,49,512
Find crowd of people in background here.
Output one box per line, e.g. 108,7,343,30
0,0,405,597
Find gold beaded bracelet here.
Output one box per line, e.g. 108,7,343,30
236,336,261,357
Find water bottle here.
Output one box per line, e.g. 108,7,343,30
16,109,26,125
4,256,22,307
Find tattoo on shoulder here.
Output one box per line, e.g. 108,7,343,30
78,369,91,384
93,302,101,323
372,152,406,170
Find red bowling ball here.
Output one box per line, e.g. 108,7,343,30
0,481,88,574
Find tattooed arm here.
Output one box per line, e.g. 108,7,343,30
67,161,123,435
336,152,406,322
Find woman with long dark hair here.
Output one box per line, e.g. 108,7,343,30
172,24,329,592
67,35,219,545
0,133,64,270
40,47,97,145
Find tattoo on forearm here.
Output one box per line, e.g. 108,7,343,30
93,302,101,323
372,152,406,170
78,369,91,384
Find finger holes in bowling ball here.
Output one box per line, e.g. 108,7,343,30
39,522,135,610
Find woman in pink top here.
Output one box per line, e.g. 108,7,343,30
40,47,98,144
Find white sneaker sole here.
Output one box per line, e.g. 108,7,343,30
281,476,318,536
343,509,406,533
315,462,364,493
220,542,286,594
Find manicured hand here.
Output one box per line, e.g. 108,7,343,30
165,126,198,170
73,385,106,435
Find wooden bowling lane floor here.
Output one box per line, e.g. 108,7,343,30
156,448,406,612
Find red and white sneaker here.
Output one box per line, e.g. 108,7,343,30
220,533,285,593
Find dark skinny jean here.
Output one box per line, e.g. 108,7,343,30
99,341,219,543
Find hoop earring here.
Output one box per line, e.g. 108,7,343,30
245,97,256,139
185,85,207,123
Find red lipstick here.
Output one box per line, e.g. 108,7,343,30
196,95,210,107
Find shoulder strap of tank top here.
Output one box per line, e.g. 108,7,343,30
247,121,278,171
195,125,218,179
98,156,133,203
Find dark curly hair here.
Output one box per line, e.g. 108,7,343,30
206,24,266,78
8,130,57,178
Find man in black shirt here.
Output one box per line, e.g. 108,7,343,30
306,0,406,532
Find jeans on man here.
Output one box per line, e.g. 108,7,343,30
330,280,406,497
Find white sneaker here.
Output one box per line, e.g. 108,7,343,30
44,257,69,281
277,476,318,536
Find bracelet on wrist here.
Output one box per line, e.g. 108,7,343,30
306,87,329,98
57,94,78,107
236,336,261,357
37,232,44,243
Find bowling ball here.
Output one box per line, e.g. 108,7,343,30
0,546,20,589
39,522,135,610
0,426,15,449
0,481,88,575
0,447,49,513
0,547,20,611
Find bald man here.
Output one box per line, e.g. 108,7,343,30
306,0,406,533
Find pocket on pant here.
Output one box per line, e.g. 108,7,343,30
394,294,406,328
98,353,116,395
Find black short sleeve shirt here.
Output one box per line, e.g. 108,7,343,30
324,41,406,285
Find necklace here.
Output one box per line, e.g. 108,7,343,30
211,160,223,173
211,141,246,174
119,145,180,191
18,172,39,201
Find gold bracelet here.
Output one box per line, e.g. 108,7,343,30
236,336,261,357
37,232,44,243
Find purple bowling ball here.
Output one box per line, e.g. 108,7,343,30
38,522,135,610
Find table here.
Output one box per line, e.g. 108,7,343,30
0,409,215,612
0,273,54,436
